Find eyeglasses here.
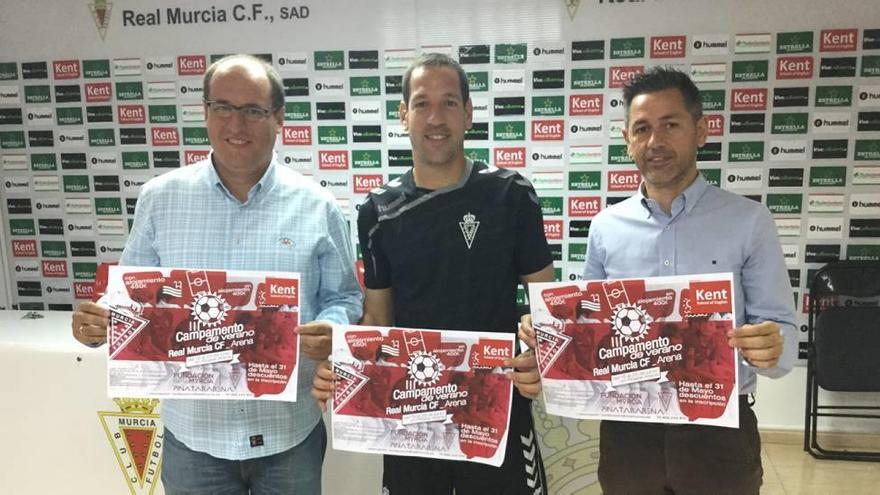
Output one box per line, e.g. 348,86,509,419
204,100,279,122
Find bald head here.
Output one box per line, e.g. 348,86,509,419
203,54,284,111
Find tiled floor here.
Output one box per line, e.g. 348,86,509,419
761,441,880,495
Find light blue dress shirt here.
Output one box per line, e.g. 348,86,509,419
120,153,363,460
583,174,797,395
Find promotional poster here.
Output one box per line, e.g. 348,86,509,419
103,266,301,400
331,325,515,466
529,273,739,428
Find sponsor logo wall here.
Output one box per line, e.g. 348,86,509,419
0,9,878,366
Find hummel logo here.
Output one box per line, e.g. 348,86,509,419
459,212,480,249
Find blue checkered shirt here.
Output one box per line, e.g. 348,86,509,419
120,153,363,460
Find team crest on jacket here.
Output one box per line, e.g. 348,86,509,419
459,212,480,249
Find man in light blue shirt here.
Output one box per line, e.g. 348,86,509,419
72,54,362,494
585,68,795,495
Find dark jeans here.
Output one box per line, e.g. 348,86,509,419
598,396,762,495
161,420,327,495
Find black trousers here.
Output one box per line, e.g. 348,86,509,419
598,396,762,495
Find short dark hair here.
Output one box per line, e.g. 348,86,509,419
402,53,469,106
203,54,284,111
622,67,702,123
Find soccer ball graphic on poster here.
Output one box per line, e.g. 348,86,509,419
611,304,651,342
407,352,444,385
191,292,230,327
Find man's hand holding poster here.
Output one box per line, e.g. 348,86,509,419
529,273,739,428
103,266,301,401
331,325,514,466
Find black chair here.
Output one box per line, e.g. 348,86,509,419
804,260,880,461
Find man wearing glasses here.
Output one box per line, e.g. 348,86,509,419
71,54,363,494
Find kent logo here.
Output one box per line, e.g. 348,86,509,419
13,240,38,257
732,60,769,82
810,166,846,187
531,120,563,140
820,29,858,52
568,196,601,217
177,55,206,75
353,174,382,193
729,141,765,162
776,56,814,79
319,125,347,145
777,31,814,54
731,88,767,111
74,282,94,299
568,171,600,191
183,127,209,145
83,59,110,78
815,85,852,107
570,94,603,116
495,43,527,64
610,37,645,59
701,90,725,111
352,150,381,168
771,113,808,134
319,150,349,169
185,150,210,165
314,51,345,70
56,107,83,125
24,85,50,103
117,105,145,124
115,81,144,100
532,96,564,116
540,197,563,216
0,62,17,80
350,76,380,96
89,129,116,146
609,66,643,88
493,121,525,141
53,60,80,80
459,45,490,64
85,82,112,102
571,68,604,89
543,220,563,240
283,126,311,145
149,105,177,123
494,147,526,168
608,170,641,192
151,127,179,146
705,114,725,136
263,278,299,305
42,260,68,278
690,280,732,313
284,101,311,121
651,35,686,58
